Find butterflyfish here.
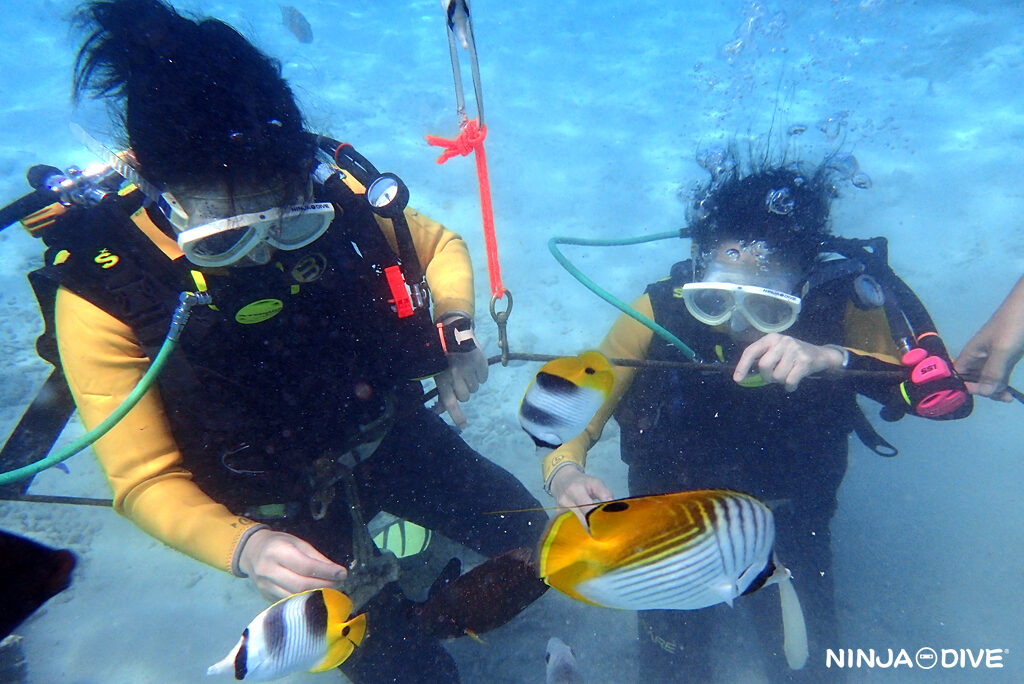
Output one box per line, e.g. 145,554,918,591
281,5,313,44
538,490,809,669
519,351,615,448
207,588,366,681
546,637,584,684
443,0,470,49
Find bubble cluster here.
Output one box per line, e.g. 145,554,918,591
825,153,873,189
696,145,737,181
765,187,795,215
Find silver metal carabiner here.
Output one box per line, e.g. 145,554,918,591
443,0,485,130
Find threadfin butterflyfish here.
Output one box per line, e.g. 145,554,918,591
207,588,366,681
539,489,790,610
539,489,809,669
519,351,615,448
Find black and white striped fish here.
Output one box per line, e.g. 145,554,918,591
207,588,366,681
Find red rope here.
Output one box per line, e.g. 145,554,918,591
425,119,505,299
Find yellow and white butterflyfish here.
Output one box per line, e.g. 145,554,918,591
538,489,808,669
519,350,615,448
207,588,366,681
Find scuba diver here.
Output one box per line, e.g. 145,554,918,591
10,0,547,681
543,151,973,682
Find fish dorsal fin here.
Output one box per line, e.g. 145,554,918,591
320,587,354,624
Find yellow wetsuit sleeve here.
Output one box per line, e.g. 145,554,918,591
372,208,475,320
542,295,656,487
55,286,261,574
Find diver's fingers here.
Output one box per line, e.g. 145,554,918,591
447,400,468,429
783,360,809,392
440,383,468,428
587,479,614,503
454,371,474,401
734,336,770,382
754,338,787,381
434,372,468,428
265,568,338,601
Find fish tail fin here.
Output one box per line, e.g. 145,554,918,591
206,644,239,677
346,612,368,647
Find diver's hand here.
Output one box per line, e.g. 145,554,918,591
955,276,1024,401
435,346,489,429
238,529,348,601
734,333,845,391
548,465,613,528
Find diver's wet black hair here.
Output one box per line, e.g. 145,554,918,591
688,149,835,274
72,0,314,196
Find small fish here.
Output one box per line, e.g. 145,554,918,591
281,5,313,44
519,351,615,448
0,530,76,639
413,547,548,639
443,0,470,49
539,489,788,609
546,637,584,684
538,490,809,669
207,588,365,682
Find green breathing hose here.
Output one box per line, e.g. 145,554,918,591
0,291,210,486
547,231,698,360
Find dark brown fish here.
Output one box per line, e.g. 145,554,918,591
0,530,75,639
412,547,548,639
281,5,313,44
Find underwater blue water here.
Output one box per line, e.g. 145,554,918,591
0,1,1021,682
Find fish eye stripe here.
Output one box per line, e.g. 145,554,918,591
235,630,249,680
534,371,580,395
740,559,776,596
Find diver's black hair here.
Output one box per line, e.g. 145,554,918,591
72,0,314,196
688,146,836,273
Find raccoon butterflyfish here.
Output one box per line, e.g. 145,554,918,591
538,489,808,669
519,351,615,448
207,588,366,681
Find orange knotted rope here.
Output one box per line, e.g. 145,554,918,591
425,119,504,300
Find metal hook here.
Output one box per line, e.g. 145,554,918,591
489,289,513,366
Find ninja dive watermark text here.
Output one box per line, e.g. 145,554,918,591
825,648,1006,670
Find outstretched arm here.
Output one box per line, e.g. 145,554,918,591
955,275,1024,401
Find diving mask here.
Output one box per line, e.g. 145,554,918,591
158,185,335,267
682,282,801,333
